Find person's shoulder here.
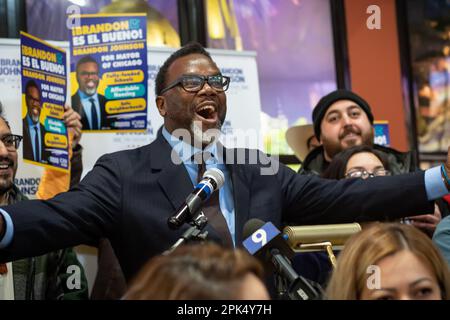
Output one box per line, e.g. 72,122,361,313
71,91,80,100
98,93,107,102
300,146,326,175
374,144,417,173
224,147,273,164
374,144,411,156
436,214,450,232
98,137,162,163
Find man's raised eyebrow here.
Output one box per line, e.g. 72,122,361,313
325,109,340,117
347,105,362,111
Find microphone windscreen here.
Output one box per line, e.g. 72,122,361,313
242,218,265,240
203,168,225,189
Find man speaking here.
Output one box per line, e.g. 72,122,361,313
0,43,450,285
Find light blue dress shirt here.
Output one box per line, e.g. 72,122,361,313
433,214,450,266
0,144,448,249
79,90,101,129
162,127,236,246
26,115,42,161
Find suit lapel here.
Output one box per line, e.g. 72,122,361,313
221,147,250,246
98,94,108,128
153,133,194,212
231,165,250,245
153,135,251,245
73,92,90,130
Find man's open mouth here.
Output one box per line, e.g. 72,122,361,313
0,162,12,172
195,104,218,123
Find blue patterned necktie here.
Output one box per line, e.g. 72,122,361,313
195,152,233,247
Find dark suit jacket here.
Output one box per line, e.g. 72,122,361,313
1,129,434,280
71,92,109,130
22,118,48,163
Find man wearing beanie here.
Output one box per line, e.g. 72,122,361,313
289,89,445,286
300,89,415,176
299,90,446,226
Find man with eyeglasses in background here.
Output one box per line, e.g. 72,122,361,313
71,55,109,130
1,43,450,296
0,101,88,300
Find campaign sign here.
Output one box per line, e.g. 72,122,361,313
20,32,69,172
242,222,280,255
70,13,148,132
374,120,390,147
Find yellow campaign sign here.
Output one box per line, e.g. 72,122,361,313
105,98,146,114
44,133,68,149
102,69,144,86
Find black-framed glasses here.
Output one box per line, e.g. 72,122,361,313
160,74,231,94
78,71,99,78
345,168,391,179
0,134,23,151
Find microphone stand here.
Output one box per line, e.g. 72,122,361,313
271,249,323,300
164,210,209,255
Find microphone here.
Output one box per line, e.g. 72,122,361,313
283,223,361,251
243,219,294,268
242,219,322,300
167,168,225,229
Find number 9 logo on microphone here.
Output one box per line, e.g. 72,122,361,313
243,222,280,255
252,229,267,246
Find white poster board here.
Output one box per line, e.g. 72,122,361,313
0,38,262,195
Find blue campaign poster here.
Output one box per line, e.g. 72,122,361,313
20,31,69,171
70,13,148,132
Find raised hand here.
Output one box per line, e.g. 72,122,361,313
63,105,82,148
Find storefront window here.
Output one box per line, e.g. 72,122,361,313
405,0,450,155
206,0,337,155
26,0,180,46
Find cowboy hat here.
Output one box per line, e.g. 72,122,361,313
285,123,317,161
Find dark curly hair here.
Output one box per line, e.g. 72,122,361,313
154,42,213,96
322,145,390,180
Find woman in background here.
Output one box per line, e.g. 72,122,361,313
322,145,441,236
123,242,270,300
326,222,450,300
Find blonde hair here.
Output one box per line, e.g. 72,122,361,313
326,222,450,300
124,242,265,300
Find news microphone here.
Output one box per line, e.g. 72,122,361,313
283,223,361,251
242,219,322,300
168,168,225,229
243,219,294,267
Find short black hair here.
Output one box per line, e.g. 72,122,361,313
76,55,99,74
155,42,213,96
25,79,40,95
321,145,389,180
